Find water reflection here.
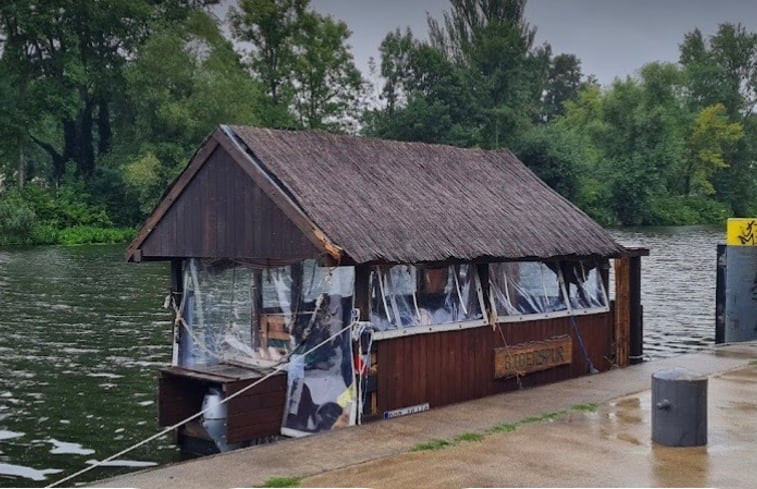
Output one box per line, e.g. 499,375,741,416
0,244,175,486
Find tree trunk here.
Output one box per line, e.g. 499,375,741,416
97,97,111,155
78,101,95,176
17,137,25,190
62,118,78,171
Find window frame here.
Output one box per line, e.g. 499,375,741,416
370,264,489,341
490,260,610,323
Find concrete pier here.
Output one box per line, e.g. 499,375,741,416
92,342,757,489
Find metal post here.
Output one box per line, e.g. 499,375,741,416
724,218,757,343
724,246,757,342
715,244,726,344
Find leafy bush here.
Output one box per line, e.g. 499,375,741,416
56,226,136,245
0,182,135,246
648,195,731,225
0,190,37,243
22,181,112,228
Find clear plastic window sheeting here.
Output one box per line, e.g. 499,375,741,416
280,264,357,437
369,264,485,331
489,260,608,320
282,331,356,437
562,261,608,312
489,261,567,317
179,259,255,368
177,258,355,367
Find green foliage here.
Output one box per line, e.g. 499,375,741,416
544,53,585,121
3,0,757,244
55,226,136,246
487,422,517,434
410,438,453,452
453,432,484,443
647,195,731,226
0,190,37,240
366,0,557,148
514,125,583,201
679,23,757,215
685,103,743,195
519,411,564,424
571,403,600,412
0,181,132,246
230,0,364,130
22,181,112,229
113,9,262,219
291,13,364,131
261,476,301,488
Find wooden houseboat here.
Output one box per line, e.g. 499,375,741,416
126,126,647,454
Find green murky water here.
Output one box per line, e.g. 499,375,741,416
0,226,723,486
0,244,177,487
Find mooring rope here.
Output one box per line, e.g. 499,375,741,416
45,319,356,488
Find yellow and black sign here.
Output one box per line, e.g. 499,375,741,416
727,218,757,246
494,335,572,379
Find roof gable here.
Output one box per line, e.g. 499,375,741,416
127,133,336,262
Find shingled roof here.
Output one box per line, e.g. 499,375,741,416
230,126,624,263
127,126,626,264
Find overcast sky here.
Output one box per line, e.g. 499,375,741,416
309,0,757,86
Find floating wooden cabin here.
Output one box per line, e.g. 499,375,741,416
127,126,647,454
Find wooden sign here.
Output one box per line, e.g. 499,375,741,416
494,335,572,379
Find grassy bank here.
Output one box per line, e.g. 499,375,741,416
0,225,136,246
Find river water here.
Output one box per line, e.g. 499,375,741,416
0,226,722,486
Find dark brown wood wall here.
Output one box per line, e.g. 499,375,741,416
158,370,287,444
375,313,612,414
140,147,321,260
224,375,287,444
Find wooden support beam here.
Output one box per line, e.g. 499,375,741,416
614,257,630,367
354,265,371,321
629,256,643,364
170,259,184,366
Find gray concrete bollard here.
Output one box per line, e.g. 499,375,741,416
651,368,707,447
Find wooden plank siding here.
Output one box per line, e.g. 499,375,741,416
375,313,612,414
158,369,287,444
224,375,287,444
140,147,322,261
614,257,631,367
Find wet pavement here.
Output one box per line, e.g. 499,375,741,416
92,342,757,489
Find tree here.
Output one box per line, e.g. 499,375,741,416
683,103,743,196
291,13,363,131
113,9,262,216
543,53,584,121
514,124,583,201
0,61,31,189
0,0,155,181
368,0,553,148
679,23,757,214
230,0,364,131
364,41,477,146
377,28,416,114
429,0,549,147
229,0,306,127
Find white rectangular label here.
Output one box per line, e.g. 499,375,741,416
383,402,430,420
